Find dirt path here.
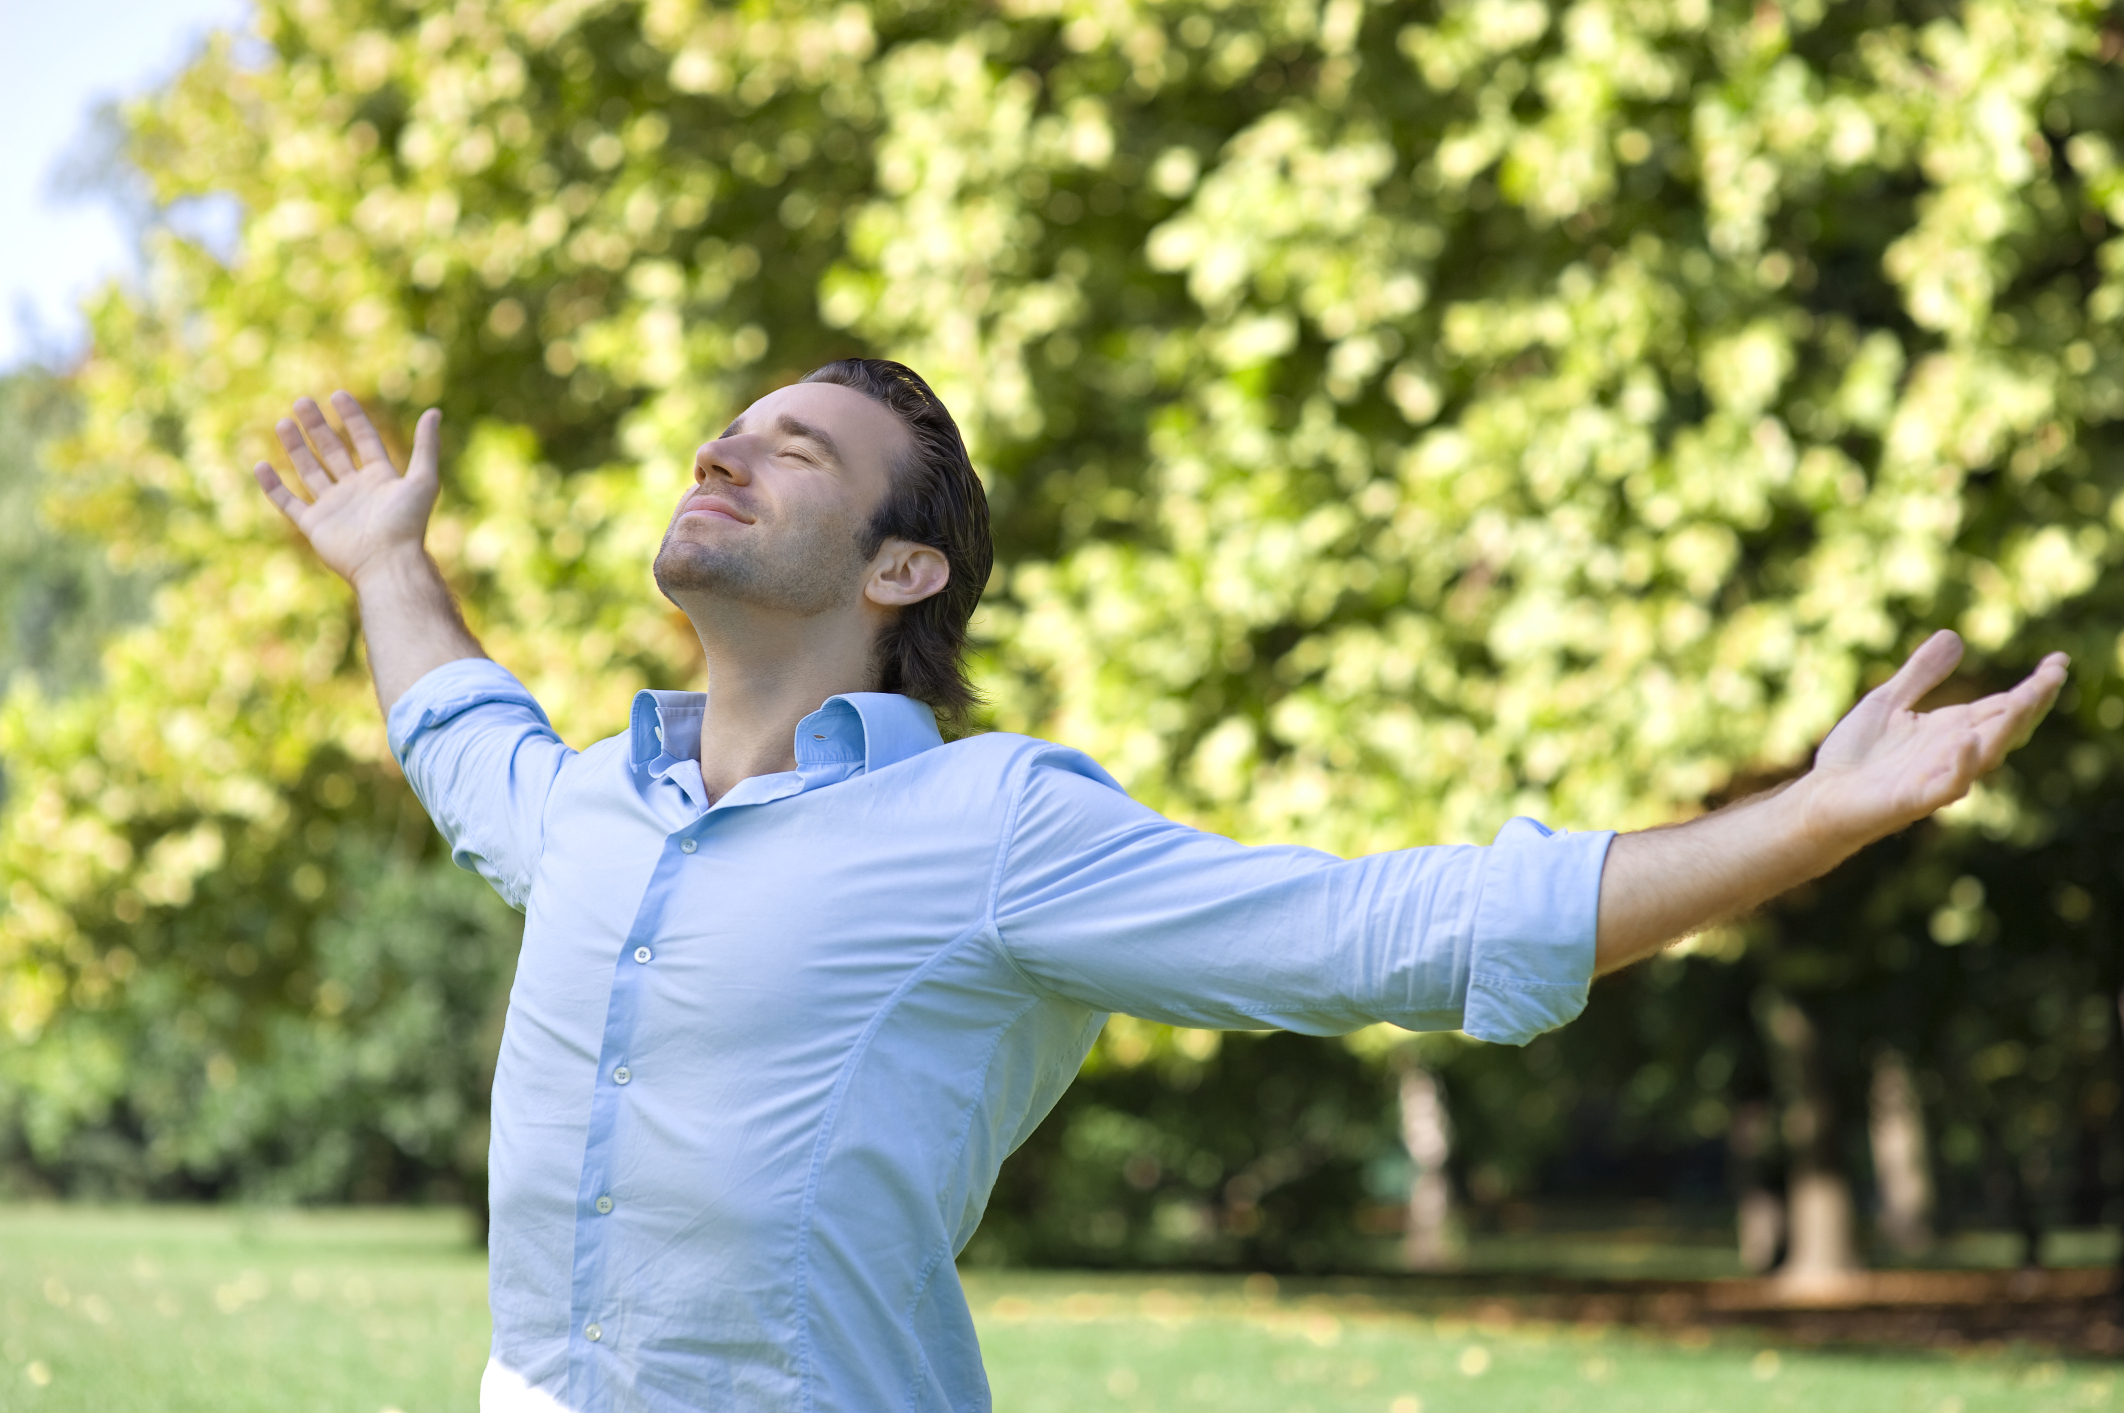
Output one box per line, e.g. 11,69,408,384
1276,1267,2124,1357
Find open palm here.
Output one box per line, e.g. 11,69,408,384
252,392,441,584
1806,630,2069,847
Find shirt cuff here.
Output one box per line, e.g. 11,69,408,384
386,657,551,765
1461,817,1615,1046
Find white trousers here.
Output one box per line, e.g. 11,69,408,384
481,1358,580,1413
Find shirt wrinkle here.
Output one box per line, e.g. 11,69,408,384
789,910,964,1409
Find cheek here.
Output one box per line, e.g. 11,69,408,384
788,480,871,539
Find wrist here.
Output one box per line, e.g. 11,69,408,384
349,542,436,595
1784,770,1876,867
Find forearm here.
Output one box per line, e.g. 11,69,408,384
351,544,486,713
1593,776,1861,975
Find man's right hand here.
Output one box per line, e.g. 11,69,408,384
252,391,440,586
253,390,486,712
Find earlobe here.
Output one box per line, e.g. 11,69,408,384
866,541,951,608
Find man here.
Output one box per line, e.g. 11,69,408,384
253,359,2065,1413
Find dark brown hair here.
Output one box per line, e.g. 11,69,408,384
801,357,992,727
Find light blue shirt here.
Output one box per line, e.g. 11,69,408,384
388,658,1613,1413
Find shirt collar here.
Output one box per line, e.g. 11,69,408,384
631,691,705,768
793,692,943,774
628,689,943,779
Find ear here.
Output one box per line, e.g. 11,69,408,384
863,538,950,609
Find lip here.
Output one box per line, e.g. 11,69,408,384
679,497,752,524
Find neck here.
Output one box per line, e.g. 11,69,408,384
683,598,887,801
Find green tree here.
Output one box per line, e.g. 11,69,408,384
4,0,2122,1259
0,373,144,704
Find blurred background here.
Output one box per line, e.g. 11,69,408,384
3,0,2124,1402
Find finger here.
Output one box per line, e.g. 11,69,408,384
1969,669,2066,768
1876,629,1965,712
2010,654,2070,747
331,390,393,470
275,416,335,497
252,461,307,521
1961,692,2033,728
1955,653,2072,726
292,396,357,477
1949,731,1982,797
406,408,442,489
1979,654,2072,723
1905,727,1982,819
1970,709,2029,773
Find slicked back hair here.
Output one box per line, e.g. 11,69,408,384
800,358,992,729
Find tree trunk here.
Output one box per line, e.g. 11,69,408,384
1867,1047,1934,1256
2014,1154,2047,1269
1784,1168,1859,1281
1758,989,1860,1289
2115,987,2124,1317
1728,1099,1785,1273
1397,1059,1454,1271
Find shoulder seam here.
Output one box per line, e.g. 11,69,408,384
982,740,1065,1001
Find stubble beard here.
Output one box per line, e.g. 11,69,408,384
652,515,873,618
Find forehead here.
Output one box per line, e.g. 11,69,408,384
732,381,907,463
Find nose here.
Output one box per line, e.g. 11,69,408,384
693,435,753,486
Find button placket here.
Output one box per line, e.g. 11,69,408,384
571,830,692,1386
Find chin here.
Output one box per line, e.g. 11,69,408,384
653,541,743,599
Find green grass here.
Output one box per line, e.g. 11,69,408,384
0,1206,2116,1412
0,1206,490,1412
965,1272,2120,1413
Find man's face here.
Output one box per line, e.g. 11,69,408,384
653,381,911,617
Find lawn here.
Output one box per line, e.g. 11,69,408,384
0,1206,2114,1413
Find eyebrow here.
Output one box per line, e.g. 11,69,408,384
720,413,843,466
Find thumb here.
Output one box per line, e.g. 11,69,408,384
1876,629,1965,712
407,408,443,488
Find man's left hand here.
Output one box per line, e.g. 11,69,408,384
1797,629,2069,852
1595,630,2069,974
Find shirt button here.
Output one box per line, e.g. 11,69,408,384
613,1066,631,1085
679,838,697,854
595,1195,614,1215
633,946,652,964
585,1323,603,1342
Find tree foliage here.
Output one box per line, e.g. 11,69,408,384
4,0,2124,1251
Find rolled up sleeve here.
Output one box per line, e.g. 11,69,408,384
991,750,1611,1044
1460,816,1612,1044
387,658,571,912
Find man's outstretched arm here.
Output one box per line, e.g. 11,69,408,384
252,391,485,712
1594,630,2069,974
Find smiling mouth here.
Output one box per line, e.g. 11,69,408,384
680,500,750,524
